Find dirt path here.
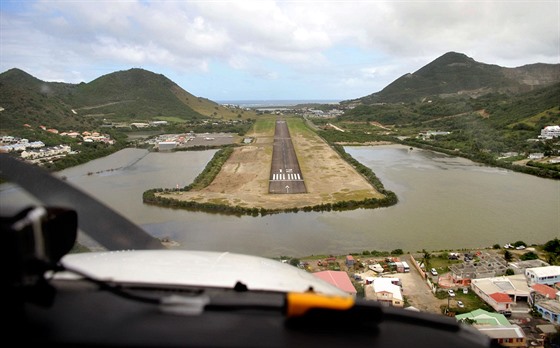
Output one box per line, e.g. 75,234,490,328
160,118,384,210
399,268,447,313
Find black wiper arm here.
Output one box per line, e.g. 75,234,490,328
0,155,163,250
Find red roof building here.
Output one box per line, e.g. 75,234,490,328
313,271,357,297
530,283,558,308
490,293,513,303
488,292,514,312
532,284,557,299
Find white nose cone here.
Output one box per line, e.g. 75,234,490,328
61,250,347,296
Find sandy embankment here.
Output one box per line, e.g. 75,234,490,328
159,120,384,210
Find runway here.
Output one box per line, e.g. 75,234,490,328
269,120,307,194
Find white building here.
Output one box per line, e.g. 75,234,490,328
370,278,404,307
21,145,71,160
525,266,560,286
540,125,560,139
130,122,150,128
528,153,544,160
470,275,530,312
158,141,177,151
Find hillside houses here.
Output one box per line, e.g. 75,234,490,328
21,145,72,161
0,128,115,164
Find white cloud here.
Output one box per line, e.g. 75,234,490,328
1,0,558,99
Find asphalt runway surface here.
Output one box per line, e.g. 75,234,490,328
269,120,307,194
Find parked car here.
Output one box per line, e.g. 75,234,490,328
515,245,526,250
430,268,438,276
457,301,464,308
448,289,455,297
463,287,468,294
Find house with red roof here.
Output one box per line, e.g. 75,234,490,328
313,270,357,297
471,275,529,313
530,284,557,305
488,293,514,313
529,284,560,325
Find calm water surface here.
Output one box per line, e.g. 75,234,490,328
1,145,558,257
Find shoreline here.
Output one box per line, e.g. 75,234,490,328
144,118,397,215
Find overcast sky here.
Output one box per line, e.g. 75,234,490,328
1,0,558,101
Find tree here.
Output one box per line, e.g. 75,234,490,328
421,249,432,270
505,269,515,276
391,249,404,255
504,250,513,262
289,258,300,267
543,238,560,254
520,251,538,261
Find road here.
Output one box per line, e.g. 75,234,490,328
399,271,446,313
269,120,307,194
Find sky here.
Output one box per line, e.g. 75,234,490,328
1,0,559,101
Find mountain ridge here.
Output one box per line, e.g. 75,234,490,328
350,52,560,104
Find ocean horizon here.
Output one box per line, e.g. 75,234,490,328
217,99,341,108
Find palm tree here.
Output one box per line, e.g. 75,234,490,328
421,249,432,271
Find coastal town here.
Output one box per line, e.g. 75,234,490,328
2,115,559,169
296,244,560,347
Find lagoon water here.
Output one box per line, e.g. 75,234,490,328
1,145,558,257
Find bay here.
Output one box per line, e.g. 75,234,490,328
1,145,558,257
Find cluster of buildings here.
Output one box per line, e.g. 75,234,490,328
303,108,345,118
418,130,451,140
1,128,115,164
0,136,74,164
445,253,560,323
439,253,559,347
61,131,115,144
311,255,409,308
128,121,169,128
459,266,560,348
0,136,45,152
313,253,559,347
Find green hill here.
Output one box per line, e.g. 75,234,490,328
0,68,249,132
0,68,83,130
350,52,560,104
340,81,559,127
65,68,204,121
